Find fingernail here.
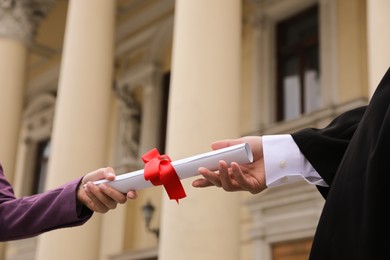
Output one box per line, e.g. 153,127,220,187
84,183,92,192
87,182,94,190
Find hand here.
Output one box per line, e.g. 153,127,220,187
77,167,138,213
192,136,267,194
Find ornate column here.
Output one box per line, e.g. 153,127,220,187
367,0,390,95
35,1,116,260
159,1,242,259
0,0,55,185
0,1,55,259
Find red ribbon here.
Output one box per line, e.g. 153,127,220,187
142,148,186,203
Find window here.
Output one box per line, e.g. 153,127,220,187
159,72,170,154
276,5,320,121
32,139,50,194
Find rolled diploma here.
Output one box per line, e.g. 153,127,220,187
92,143,253,193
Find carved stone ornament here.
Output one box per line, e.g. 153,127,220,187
0,0,57,43
114,82,142,167
23,93,55,142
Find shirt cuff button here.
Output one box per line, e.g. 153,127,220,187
279,160,286,168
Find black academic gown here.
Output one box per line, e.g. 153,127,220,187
291,67,390,259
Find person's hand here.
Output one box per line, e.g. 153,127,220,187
77,167,137,213
192,136,267,194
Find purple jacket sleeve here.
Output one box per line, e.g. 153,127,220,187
0,164,93,241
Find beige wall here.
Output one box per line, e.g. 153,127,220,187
241,2,256,135
367,0,390,94
337,0,368,102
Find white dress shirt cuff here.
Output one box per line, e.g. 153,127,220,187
262,134,328,188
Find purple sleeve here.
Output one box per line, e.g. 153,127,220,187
0,164,93,241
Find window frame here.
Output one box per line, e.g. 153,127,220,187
250,0,338,130
275,5,320,121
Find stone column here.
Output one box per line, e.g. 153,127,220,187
0,0,55,188
35,1,116,260
367,0,390,95
159,1,242,260
0,37,26,184
0,1,55,258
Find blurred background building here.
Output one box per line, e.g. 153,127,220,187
0,0,389,259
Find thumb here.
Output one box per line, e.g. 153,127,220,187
211,139,245,150
82,167,115,185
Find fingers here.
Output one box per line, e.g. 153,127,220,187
78,167,139,213
81,167,115,186
83,181,128,213
196,167,222,187
230,162,252,191
219,161,249,192
102,167,116,181
193,159,259,193
84,183,116,213
230,162,245,183
193,161,241,191
100,184,128,204
218,160,236,191
82,182,110,213
127,190,138,200
211,139,244,150
192,178,216,188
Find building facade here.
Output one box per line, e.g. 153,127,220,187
0,0,389,259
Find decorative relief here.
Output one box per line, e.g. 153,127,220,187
113,64,161,170
0,0,57,43
23,93,55,144
248,0,271,30
121,104,141,159
116,64,156,92
251,0,282,8
114,82,142,168
251,11,268,29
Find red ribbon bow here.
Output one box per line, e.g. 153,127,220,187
142,148,186,203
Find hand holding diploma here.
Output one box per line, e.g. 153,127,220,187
192,136,267,194
92,142,254,202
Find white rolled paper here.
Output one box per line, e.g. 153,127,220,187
92,143,253,193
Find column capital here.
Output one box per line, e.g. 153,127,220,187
0,0,56,43
250,0,268,8
250,11,268,29
116,63,161,92
247,0,270,29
